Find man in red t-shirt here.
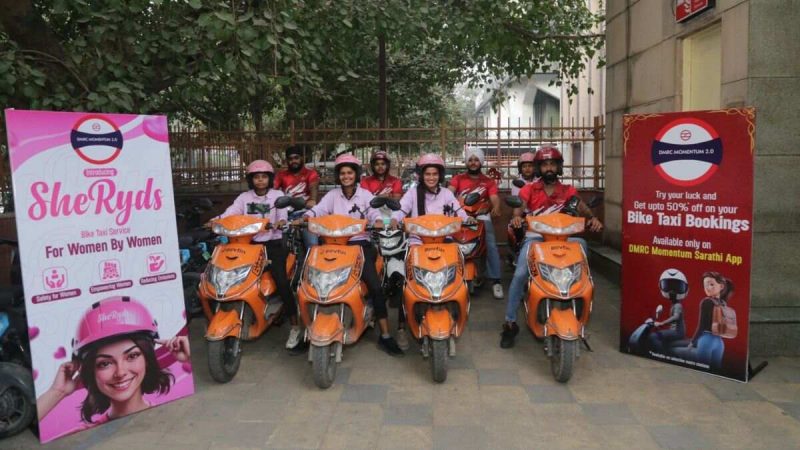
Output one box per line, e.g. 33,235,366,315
360,151,402,200
500,146,603,348
274,144,320,248
274,145,320,207
448,147,504,299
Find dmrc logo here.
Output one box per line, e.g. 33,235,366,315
651,118,722,186
70,115,124,165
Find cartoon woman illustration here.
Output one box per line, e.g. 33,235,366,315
36,296,190,424
687,271,734,371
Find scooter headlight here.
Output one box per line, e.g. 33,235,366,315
538,262,582,296
207,264,251,296
308,266,352,301
413,265,457,300
458,241,478,257
308,221,364,237
529,220,584,236
405,221,460,237
213,222,263,237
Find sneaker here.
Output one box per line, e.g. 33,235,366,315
378,336,405,357
500,322,519,349
492,282,504,299
287,340,309,356
396,328,410,351
285,325,302,349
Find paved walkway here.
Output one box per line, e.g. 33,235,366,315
7,271,800,449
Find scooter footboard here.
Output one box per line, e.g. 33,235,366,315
545,308,582,340
421,308,454,340
206,308,242,341
308,312,345,345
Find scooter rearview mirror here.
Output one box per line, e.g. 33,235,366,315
384,199,401,211
463,192,481,207
504,195,523,208
289,197,306,210
512,179,525,188
274,196,293,209
370,197,387,209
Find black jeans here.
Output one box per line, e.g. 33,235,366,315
350,240,388,320
264,240,297,318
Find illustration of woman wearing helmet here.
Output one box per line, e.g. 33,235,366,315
36,296,190,424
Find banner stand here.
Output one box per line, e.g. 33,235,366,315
748,360,768,380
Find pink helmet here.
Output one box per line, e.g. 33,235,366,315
72,296,159,357
246,159,274,175
417,154,445,184
334,154,362,182
517,152,535,170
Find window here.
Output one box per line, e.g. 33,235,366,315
682,23,721,111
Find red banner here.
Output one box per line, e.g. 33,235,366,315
676,0,713,23
620,109,755,382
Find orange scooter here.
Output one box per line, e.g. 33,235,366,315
452,195,489,294
198,197,299,383
402,214,470,383
506,195,594,383
296,209,383,389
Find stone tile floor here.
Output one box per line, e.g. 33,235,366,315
6,272,800,449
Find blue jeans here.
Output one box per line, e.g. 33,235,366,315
505,236,588,323
482,219,501,281
289,210,318,248
696,332,724,370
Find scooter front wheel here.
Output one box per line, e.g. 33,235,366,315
207,337,242,383
311,343,337,389
550,337,577,383
207,303,253,383
430,339,448,383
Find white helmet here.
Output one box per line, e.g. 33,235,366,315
659,268,688,300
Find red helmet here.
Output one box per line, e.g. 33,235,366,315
416,154,445,184
517,152,536,170
533,146,563,176
334,154,362,182
72,296,159,357
370,151,391,167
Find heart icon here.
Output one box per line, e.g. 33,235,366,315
28,326,40,340
181,362,193,373
53,347,67,359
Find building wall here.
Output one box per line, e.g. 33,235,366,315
605,0,800,354
561,0,605,180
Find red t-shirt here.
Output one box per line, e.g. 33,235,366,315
274,167,319,201
519,180,579,215
449,173,499,203
360,175,402,197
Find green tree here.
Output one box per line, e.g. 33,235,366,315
0,0,604,128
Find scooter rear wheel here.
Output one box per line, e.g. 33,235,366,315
311,344,337,389
430,339,448,383
550,338,577,383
